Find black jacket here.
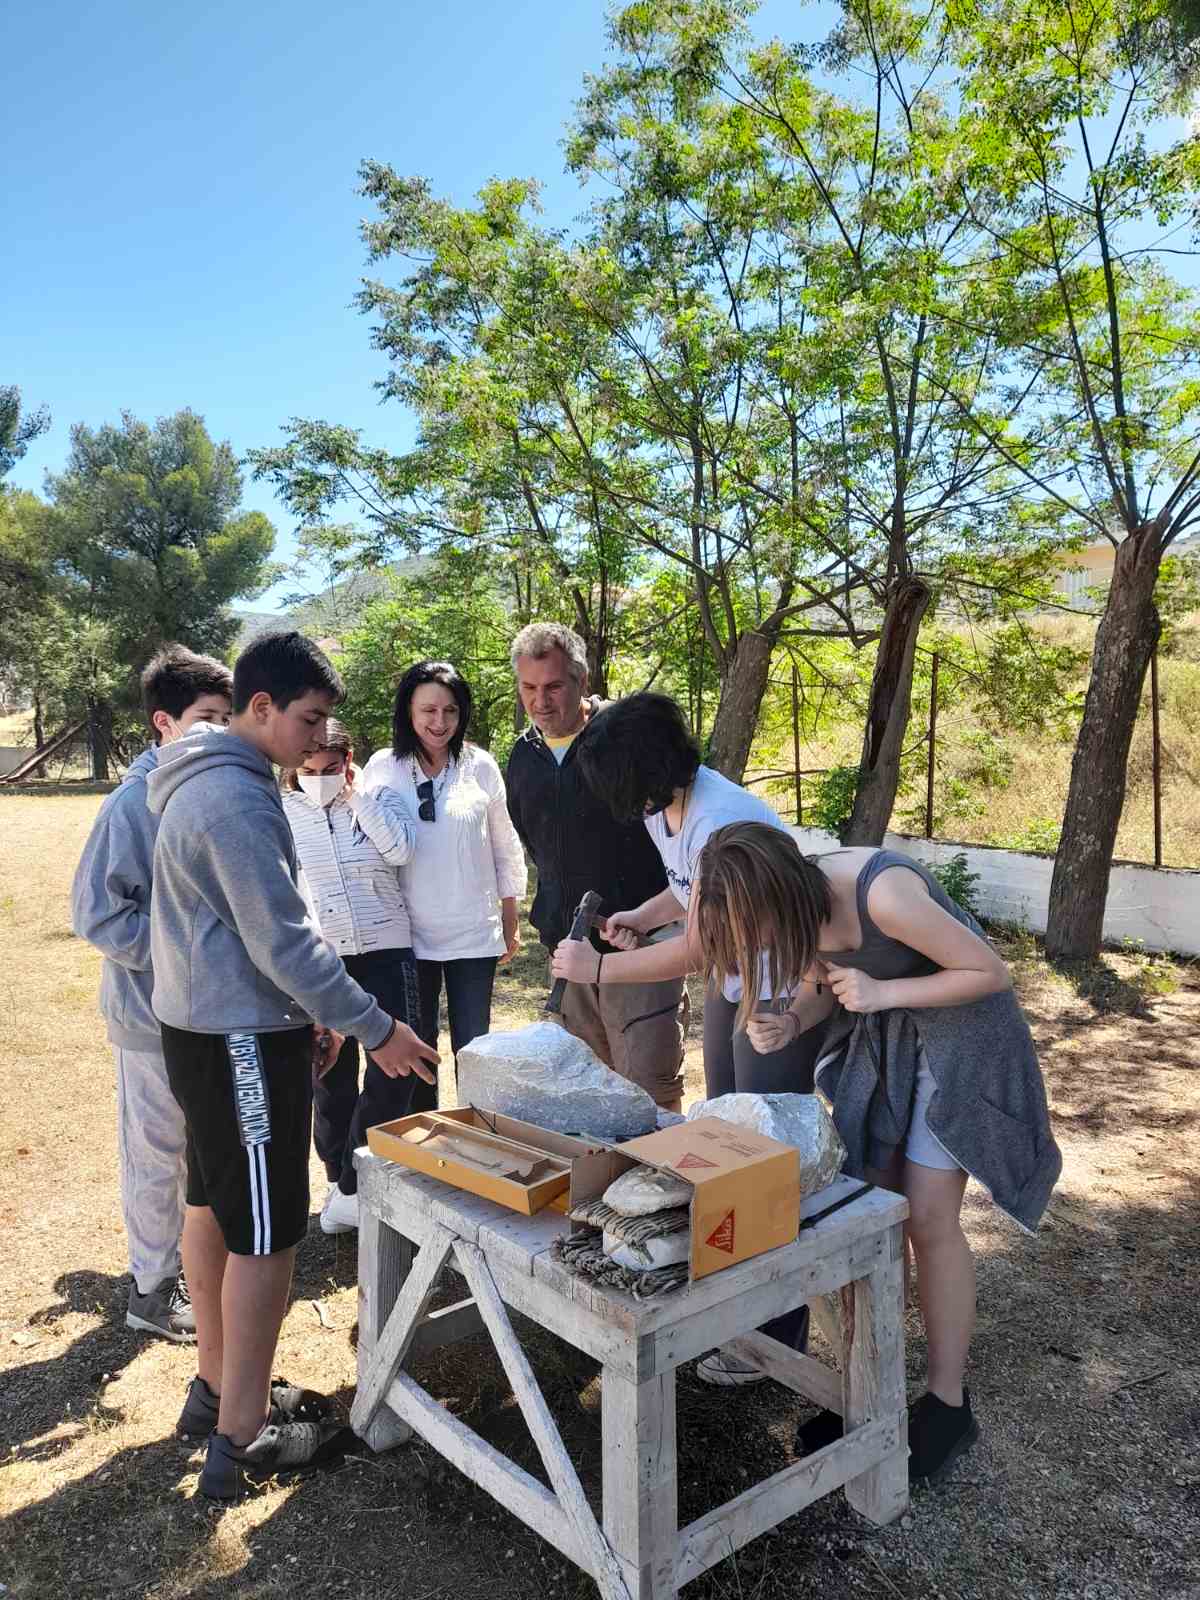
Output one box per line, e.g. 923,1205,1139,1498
506,724,669,952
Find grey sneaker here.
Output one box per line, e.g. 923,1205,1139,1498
695,1348,767,1387
176,1375,334,1440
127,1275,195,1344
199,1419,352,1502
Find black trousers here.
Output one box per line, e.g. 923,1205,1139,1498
313,948,425,1196
703,991,831,1353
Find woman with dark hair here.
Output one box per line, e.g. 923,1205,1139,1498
689,821,1060,1484
362,661,526,1073
281,718,422,1235
556,693,818,1100
553,691,821,1385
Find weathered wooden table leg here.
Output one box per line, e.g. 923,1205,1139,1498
357,1195,416,1452
602,1369,678,1600
843,1223,908,1524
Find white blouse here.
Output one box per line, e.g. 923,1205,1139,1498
361,744,527,961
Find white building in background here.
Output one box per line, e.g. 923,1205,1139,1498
1053,532,1200,610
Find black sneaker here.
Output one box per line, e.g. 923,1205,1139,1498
908,1389,979,1484
176,1376,334,1441
126,1275,195,1343
796,1408,843,1454
198,1419,353,1502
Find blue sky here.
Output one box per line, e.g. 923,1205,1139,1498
4,0,811,610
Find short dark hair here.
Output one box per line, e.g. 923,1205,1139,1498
141,645,233,740
575,692,701,822
392,660,472,762
232,630,345,715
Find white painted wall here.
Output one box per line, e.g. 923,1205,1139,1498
786,826,1200,958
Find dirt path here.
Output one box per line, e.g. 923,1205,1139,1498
1,793,1197,1600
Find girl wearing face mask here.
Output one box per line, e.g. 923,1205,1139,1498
360,660,527,1073
280,718,422,1235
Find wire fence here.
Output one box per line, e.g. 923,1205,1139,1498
747,647,1173,869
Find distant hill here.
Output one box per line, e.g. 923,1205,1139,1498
233,556,429,650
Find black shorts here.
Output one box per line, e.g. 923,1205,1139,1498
161,1022,313,1256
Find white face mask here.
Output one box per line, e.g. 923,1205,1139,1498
297,772,343,808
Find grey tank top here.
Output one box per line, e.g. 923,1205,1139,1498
817,848,967,981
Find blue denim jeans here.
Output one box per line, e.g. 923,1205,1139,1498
416,955,498,1087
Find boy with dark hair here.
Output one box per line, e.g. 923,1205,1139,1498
147,630,439,1501
72,644,234,1341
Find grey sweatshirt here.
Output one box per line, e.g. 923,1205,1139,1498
70,746,162,1051
146,727,392,1045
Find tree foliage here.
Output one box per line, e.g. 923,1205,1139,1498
1,411,278,772
0,386,50,478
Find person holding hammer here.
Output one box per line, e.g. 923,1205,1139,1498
506,624,688,1113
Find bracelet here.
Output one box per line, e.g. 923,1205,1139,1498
596,952,605,986
371,1018,397,1051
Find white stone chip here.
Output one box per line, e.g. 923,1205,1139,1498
602,1164,693,1217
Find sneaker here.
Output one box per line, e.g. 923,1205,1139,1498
127,1275,196,1344
695,1348,768,1387
796,1407,843,1454
908,1389,979,1485
199,1419,353,1503
320,1185,358,1235
176,1375,334,1441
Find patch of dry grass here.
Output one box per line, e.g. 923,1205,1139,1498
1,793,1198,1600
754,611,1200,870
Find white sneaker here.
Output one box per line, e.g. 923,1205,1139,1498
695,1348,767,1387
320,1186,358,1235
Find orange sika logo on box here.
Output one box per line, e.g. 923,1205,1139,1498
616,1118,800,1280
706,1210,736,1253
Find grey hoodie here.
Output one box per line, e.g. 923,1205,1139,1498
146,727,392,1045
70,746,162,1051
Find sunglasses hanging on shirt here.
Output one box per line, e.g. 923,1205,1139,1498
412,756,453,823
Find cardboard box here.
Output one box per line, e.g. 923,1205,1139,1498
366,1108,610,1216
572,1117,801,1281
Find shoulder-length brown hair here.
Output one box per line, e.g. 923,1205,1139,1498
694,822,834,1030
280,717,352,792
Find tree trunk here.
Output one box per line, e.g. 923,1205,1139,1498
88,697,113,781
707,628,774,781
844,576,932,844
1046,527,1163,960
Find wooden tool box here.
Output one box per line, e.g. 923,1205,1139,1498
366,1108,609,1216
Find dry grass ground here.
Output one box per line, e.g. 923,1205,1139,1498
1,791,1197,1600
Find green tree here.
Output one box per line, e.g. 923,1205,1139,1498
956,0,1200,956
43,410,279,774
250,178,644,697
597,0,1073,825
336,548,522,762
0,487,53,637
0,386,50,478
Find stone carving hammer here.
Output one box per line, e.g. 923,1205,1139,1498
546,889,604,1015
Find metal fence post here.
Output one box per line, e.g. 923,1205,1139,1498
792,662,803,825
925,652,939,840
1151,644,1162,869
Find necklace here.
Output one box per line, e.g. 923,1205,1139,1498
411,754,453,799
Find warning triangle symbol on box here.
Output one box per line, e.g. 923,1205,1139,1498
675,1152,719,1170
706,1211,736,1253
